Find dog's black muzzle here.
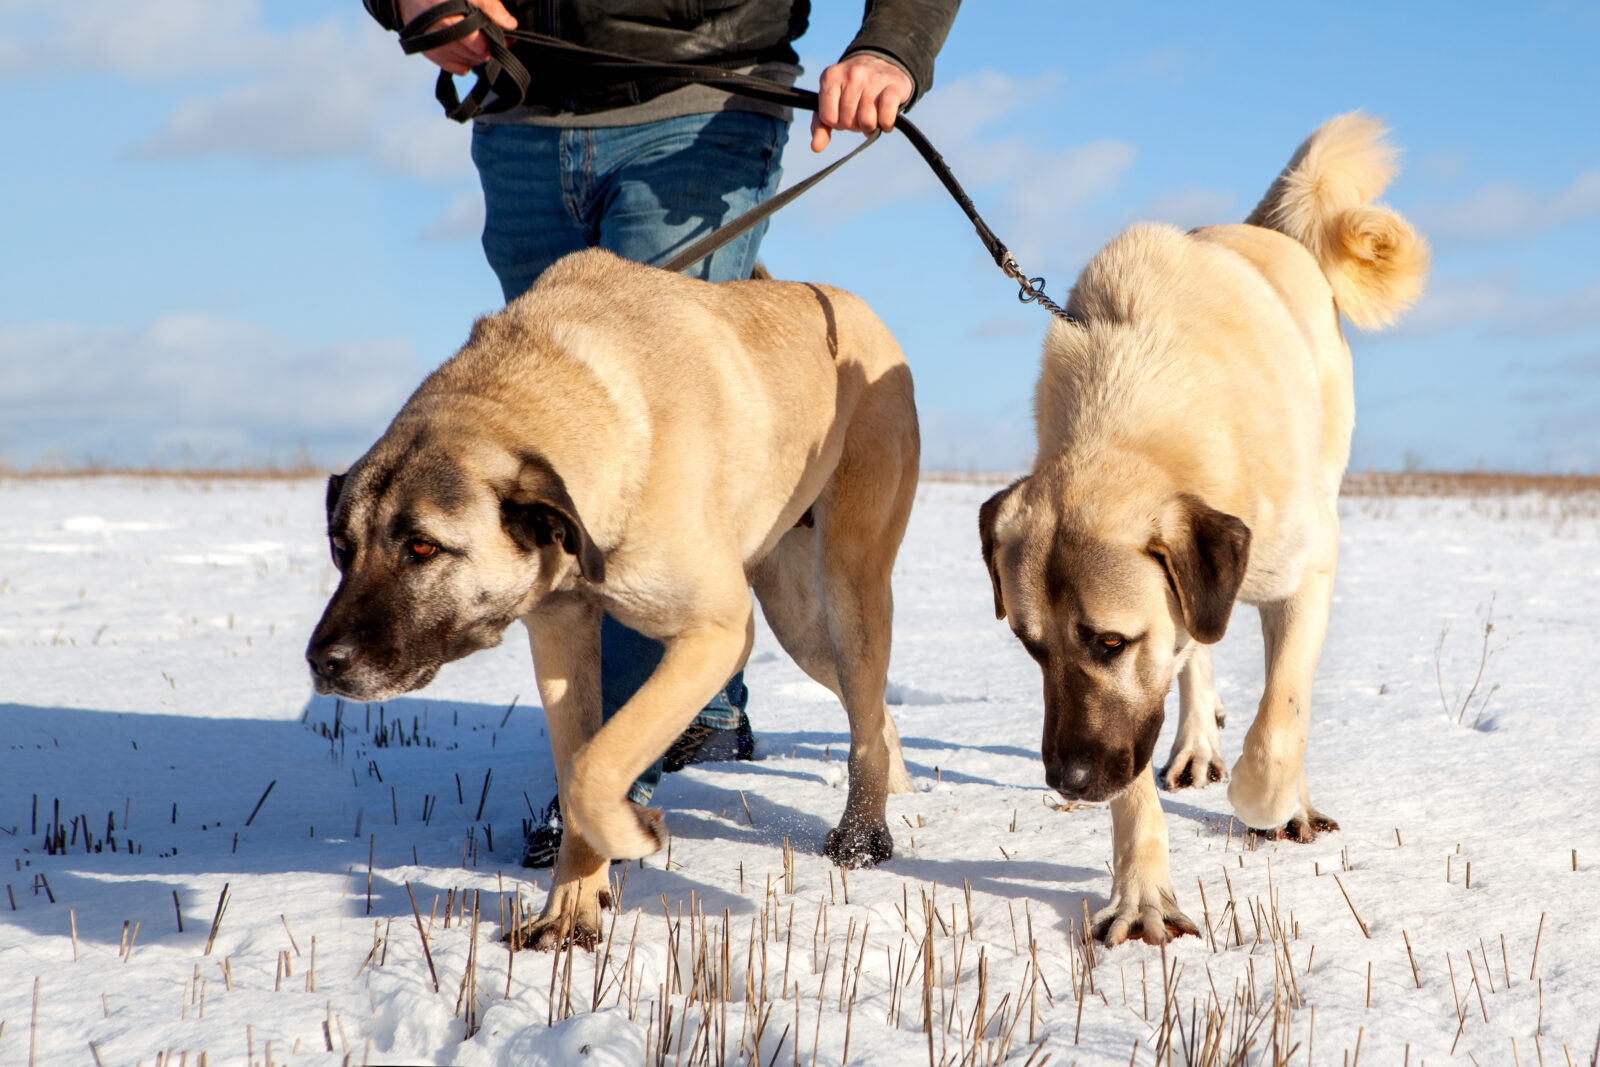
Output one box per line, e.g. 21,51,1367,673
1041,694,1165,803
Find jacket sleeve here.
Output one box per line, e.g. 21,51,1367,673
841,0,961,107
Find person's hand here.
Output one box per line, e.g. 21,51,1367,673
397,0,518,76
810,53,915,153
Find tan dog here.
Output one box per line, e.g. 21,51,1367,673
307,249,919,948
979,113,1428,945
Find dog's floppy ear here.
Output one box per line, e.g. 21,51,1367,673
502,453,605,583
978,478,1026,620
1151,494,1250,644
325,473,346,525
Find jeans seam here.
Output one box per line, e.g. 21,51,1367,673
559,130,585,233
581,130,600,243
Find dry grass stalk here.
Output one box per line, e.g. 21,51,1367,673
1331,875,1371,938
203,884,230,955
1403,929,1422,988
921,911,936,1065
1466,952,1489,1023
244,780,276,826
121,920,140,963
405,881,441,992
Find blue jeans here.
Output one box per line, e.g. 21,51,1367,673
472,111,785,805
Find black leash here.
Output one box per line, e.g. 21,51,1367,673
392,1,1072,319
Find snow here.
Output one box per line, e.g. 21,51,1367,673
2,475,1599,1065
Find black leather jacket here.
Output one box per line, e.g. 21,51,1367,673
374,0,959,113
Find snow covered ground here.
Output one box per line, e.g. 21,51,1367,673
2,475,1599,1065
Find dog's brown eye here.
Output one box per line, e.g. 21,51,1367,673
1094,634,1128,660
407,540,439,559
331,536,348,552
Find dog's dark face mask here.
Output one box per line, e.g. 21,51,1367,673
306,437,603,702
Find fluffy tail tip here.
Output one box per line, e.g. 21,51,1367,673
1250,111,1431,331
1328,202,1430,330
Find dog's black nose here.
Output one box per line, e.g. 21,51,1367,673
307,641,354,681
1046,758,1094,799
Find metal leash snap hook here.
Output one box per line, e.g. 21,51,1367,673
1017,277,1049,304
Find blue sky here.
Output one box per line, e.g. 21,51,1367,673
2,1,1597,472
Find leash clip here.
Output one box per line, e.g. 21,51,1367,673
999,253,1074,321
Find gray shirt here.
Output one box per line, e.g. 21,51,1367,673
477,61,802,128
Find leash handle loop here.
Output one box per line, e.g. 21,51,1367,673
398,0,531,121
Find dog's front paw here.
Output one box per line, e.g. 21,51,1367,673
506,884,613,952
823,819,893,869
569,797,668,861
1091,884,1199,947
1254,807,1339,845
1160,741,1226,791
1227,748,1300,830
509,912,604,952
1162,695,1226,790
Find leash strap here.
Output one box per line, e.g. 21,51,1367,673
661,131,880,274
393,12,1072,318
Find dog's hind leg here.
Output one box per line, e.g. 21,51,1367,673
514,600,614,951
751,526,914,800
750,526,841,696
1161,644,1228,790
1228,566,1337,838
813,375,919,868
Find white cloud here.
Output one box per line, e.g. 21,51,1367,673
0,315,421,469
421,190,486,243
966,313,1039,342
779,68,1136,271
1425,169,1600,239
1389,274,1519,338
1392,272,1600,340
2,1,469,181
1136,188,1237,231
999,140,1137,264
375,119,476,183
0,0,260,79
782,69,1085,210
134,66,389,161
1498,277,1600,338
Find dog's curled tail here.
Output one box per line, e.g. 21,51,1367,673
1245,111,1429,330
